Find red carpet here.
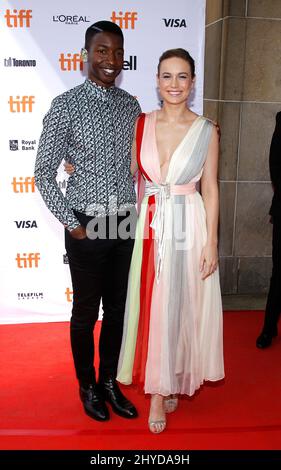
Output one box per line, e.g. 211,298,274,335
0,311,280,450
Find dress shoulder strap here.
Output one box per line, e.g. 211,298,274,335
135,113,147,212
136,113,146,164
136,113,151,183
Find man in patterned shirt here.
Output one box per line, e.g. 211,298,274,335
35,21,141,422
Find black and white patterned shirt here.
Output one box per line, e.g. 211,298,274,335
35,79,141,230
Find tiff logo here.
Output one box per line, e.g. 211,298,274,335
65,287,73,302
12,177,35,193
9,96,35,113
59,53,83,71
16,253,40,268
4,9,32,28
111,11,138,29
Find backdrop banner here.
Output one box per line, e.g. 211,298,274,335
0,0,206,324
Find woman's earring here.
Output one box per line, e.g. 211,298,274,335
81,48,88,63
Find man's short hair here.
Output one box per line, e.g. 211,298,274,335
85,21,124,50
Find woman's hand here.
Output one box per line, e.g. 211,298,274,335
199,243,218,280
64,162,75,175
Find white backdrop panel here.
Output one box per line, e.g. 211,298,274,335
0,0,206,324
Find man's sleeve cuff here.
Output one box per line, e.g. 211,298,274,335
65,219,81,231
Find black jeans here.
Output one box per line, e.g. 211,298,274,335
65,209,136,385
263,216,281,334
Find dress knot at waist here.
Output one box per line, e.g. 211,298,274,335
144,181,196,283
144,181,196,198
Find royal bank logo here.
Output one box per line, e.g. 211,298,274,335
4,9,32,28
4,57,36,67
14,220,38,229
162,18,187,27
52,14,90,25
17,292,44,300
111,11,138,29
9,139,36,151
9,140,18,151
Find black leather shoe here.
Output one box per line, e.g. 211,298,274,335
99,377,138,419
256,330,278,349
79,383,110,421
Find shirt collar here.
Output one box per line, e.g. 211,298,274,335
85,78,116,97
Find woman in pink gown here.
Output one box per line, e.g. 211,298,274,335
117,49,225,433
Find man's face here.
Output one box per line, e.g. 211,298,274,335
87,32,124,88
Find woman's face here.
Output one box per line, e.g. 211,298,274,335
157,57,195,106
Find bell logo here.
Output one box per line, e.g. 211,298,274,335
111,11,138,29
59,53,83,71
9,96,35,113
65,287,73,302
16,253,40,268
123,56,137,71
12,177,35,193
4,9,32,28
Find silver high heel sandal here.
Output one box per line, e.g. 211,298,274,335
164,395,178,413
148,418,166,434
148,394,167,433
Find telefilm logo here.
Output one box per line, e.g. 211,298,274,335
12,177,35,193
9,96,35,113
16,253,40,268
65,287,73,302
18,292,44,300
9,139,36,151
4,9,32,28
111,11,138,29
162,18,187,27
14,220,38,229
4,57,36,67
52,15,90,25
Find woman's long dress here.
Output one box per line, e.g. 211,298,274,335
117,111,225,396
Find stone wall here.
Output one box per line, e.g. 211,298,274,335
204,0,281,294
